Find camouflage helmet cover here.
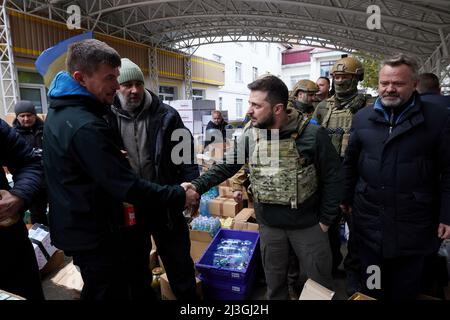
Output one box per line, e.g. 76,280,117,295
292,79,319,97
331,56,364,81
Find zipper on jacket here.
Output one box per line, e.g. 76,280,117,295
388,108,394,134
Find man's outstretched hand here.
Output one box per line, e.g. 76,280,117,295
181,183,199,209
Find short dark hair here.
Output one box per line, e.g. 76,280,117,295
417,73,440,94
247,75,289,108
317,76,330,85
66,39,121,75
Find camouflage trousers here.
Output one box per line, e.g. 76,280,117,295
259,223,333,300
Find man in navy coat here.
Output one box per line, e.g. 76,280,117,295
342,54,450,300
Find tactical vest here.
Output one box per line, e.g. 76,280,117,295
322,94,366,157
248,119,318,209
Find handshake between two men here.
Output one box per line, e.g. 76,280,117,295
181,182,200,214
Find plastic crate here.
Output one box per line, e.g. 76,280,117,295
195,229,260,284
199,268,256,300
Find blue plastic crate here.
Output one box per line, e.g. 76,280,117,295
195,229,260,284
198,269,256,300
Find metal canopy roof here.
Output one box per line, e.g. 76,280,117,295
7,0,450,75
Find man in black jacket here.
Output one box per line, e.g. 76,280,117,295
204,110,228,148
107,58,199,301
13,100,48,225
0,118,44,300
43,39,199,300
185,75,342,299
416,72,450,110
342,54,450,300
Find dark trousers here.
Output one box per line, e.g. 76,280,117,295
287,243,301,291
328,221,343,274
69,227,154,301
359,242,425,300
260,224,333,300
0,220,44,300
343,213,361,275
29,187,48,226
151,216,197,301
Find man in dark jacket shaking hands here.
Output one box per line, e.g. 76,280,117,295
43,39,199,300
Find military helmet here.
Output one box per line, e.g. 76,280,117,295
331,56,364,81
292,79,319,96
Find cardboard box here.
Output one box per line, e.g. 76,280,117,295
348,292,376,300
149,249,158,271
157,256,166,274
0,289,26,300
208,197,243,218
218,186,234,198
32,243,48,270
219,180,230,187
51,261,83,293
160,273,202,300
196,154,216,167
40,250,65,276
219,217,234,229
204,142,225,161
28,223,58,260
299,279,335,300
151,235,156,250
190,229,213,263
233,208,259,231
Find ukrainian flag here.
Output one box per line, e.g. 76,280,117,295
35,31,93,88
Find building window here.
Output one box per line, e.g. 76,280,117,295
192,89,205,100
320,60,336,78
159,86,176,101
218,97,223,110
236,98,243,118
235,61,242,82
212,54,222,62
290,75,309,88
19,84,48,113
252,67,258,81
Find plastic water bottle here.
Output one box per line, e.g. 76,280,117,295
200,197,210,217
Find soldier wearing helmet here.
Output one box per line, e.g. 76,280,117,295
313,56,368,296
314,56,368,157
289,79,319,117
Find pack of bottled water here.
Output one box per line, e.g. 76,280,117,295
199,186,220,216
212,238,254,271
191,216,221,237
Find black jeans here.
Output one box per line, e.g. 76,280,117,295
0,220,44,300
151,215,198,301
69,227,154,301
29,186,48,226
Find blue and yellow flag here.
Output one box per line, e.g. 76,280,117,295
35,32,93,88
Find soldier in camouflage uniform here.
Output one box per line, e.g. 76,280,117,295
289,79,320,118
313,56,368,296
186,75,343,299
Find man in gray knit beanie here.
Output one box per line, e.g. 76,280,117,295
109,58,200,301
